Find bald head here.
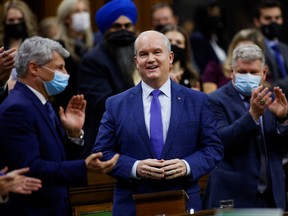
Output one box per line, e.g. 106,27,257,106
134,30,171,55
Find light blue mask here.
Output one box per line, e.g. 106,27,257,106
234,73,261,96
43,70,70,96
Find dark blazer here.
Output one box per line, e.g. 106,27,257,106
190,31,221,74
77,42,134,158
93,81,224,216
203,81,288,209
264,41,288,97
0,82,87,216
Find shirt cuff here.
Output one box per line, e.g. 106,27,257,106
67,129,85,146
182,160,191,176
131,160,140,178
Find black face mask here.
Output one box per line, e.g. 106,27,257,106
171,44,186,63
261,22,282,40
105,30,136,47
206,16,224,32
154,24,166,32
5,22,27,39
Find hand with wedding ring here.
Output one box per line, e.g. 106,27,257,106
162,159,187,180
136,159,165,179
249,85,272,121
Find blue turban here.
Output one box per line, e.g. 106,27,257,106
96,0,138,34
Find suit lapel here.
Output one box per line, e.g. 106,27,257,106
15,82,66,157
161,83,184,158
227,82,248,115
131,84,156,157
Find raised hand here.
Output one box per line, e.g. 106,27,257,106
59,94,86,137
0,47,16,87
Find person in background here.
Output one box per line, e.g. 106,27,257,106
253,0,288,97
202,28,265,93
77,0,138,158
93,30,223,215
53,0,94,112
203,44,288,209
190,0,228,75
0,36,119,215
0,167,41,203
39,16,58,39
150,2,178,32
0,0,38,50
161,25,200,90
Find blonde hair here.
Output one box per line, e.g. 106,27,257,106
223,28,265,78
55,0,93,62
0,0,38,45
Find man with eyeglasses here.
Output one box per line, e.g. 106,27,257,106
77,0,139,158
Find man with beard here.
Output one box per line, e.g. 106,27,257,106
77,0,138,158
253,0,288,97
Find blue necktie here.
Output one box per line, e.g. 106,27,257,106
150,90,164,159
271,44,287,78
243,97,268,193
45,101,56,127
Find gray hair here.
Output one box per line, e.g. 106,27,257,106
231,44,265,69
15,36,70,77
134,30,171,55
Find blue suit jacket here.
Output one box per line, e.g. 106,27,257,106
203,81,288,209
93,81,223,215
0,82,87,216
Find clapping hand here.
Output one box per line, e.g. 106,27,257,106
59,94,86,138
0,167,42,196
86,152,119,174
267,87,288,119
0,47,16,87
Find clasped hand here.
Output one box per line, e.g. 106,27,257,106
136,158,187,180
249,86,288,121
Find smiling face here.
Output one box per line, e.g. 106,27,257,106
134,31,174,89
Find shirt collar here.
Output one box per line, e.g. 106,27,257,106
142,79,171,99
26,85,47,105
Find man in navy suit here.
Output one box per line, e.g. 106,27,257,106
203,44,288,209
0,36,119,216
92,30,223,215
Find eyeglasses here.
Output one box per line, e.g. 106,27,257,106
110,22,133,30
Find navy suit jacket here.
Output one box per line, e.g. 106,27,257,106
93,81,223,216
0,82,87,216
203,81,288,209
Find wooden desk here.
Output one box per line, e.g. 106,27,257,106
69,170,115,216
133,190,188,216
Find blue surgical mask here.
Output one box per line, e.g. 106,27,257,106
234,73,261,96
42,68,70,96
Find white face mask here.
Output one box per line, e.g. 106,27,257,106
71,12,90,32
